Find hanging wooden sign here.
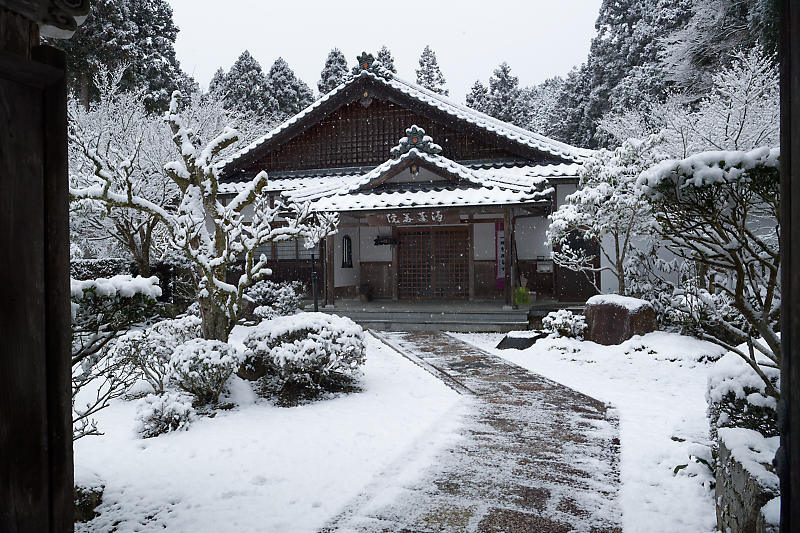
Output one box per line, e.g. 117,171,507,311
367,210,461,226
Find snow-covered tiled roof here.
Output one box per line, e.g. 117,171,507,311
311,186,550,212
277,137,555,213
220,69,590,173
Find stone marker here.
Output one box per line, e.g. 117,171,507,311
584,294,656,345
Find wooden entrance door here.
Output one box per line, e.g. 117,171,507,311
397,227,469,299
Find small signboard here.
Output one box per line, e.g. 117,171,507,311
496,222,506,290
367,210,461,226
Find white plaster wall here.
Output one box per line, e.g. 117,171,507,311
473,223,496,260
555,182,578,209
334,227,360,288
599,234,682,294
359,226,392,261
385,167,447,184
515,217,551,260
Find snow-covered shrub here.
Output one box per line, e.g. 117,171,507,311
113,315,203,393
242,312,366,393
71,275,161,439
246,280,306,320
135,391,195,438
70,258,131,280
542,309,587,339
707,341,780,439
168,339,243,404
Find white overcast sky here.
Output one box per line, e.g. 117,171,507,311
168,0,602,101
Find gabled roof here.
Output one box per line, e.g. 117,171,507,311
282,126,554,213
220,64,591,177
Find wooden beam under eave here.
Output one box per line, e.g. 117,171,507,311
391,226,399,301
468,221,475,301
325,234,335,306
504,209,512,307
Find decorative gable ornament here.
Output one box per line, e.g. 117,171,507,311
348,51,394,81
390,125,443,158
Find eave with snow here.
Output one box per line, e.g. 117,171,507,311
219,54,596,306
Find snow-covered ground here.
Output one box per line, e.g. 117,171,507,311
75,331,465,532
451,331,726,533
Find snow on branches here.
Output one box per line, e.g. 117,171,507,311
70,90,337,341
547,135,666,294
637,147,781,398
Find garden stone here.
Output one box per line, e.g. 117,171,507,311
496,331,546,350
584,295,656,345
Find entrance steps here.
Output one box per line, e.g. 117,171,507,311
319,307,530,332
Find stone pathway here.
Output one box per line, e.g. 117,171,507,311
322,331,621,533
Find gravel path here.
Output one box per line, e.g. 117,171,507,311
322,331,621,533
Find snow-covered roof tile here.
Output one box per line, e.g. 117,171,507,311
220,69,590,173
311,185,551,213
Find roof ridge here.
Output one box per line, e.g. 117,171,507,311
220,69,591,173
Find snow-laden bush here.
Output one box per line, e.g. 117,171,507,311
71,275,161,439
113,315,203,393
242,312,365,392
542,309,587,339
135,391,195,438
168,339,244,405
707,341,780,439
246,280,305,320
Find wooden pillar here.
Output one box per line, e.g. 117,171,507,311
468,220,475,301
503,209,512,306
0,23,73,533
391,226,399,301
779,1,800,529
325,234,335,306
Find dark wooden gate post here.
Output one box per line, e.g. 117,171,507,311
780,1,799,530
0,3,88,532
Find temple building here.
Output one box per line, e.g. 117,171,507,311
220,53,597,306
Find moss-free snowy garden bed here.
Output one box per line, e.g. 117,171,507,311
452,331,726,533
74,330,465,532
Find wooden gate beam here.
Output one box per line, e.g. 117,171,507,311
780,1,799,530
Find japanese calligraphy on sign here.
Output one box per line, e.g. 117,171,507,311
367,210,459,226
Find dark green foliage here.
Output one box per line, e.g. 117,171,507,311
318,48,349,94
376,46,397,73
54,0,192,113
71,285,157,367
216,50,276,118
708,390,778,439
416,45,448,95
267,57,315,119
70,258,131,280
553,0,693,147
486,62,520,123
465,80,489,112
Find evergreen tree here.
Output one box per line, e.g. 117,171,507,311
521,77,565,138
465,80,489,113
318,48,349,94
661,0,779,98
376,46,397,73
486,62,520,123
268,57,315,119
416,45,448,95
208,68,227,96
220,50,275,118
55,0,192,112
